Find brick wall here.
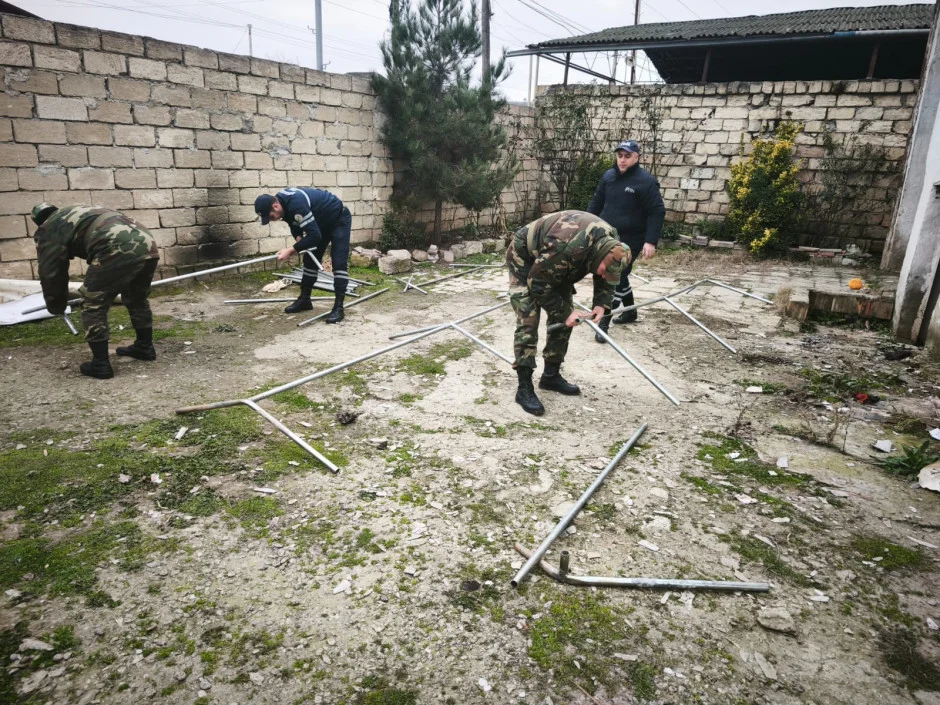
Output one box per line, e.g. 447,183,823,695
0,13,538,280
537,79,917,254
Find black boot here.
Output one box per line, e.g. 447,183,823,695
539,361,581,395
594,314,611,343
515,368,544,416
613,292,638,324
116,328,156,361
285,285,313,314
80,341,114,379
325,294,345,324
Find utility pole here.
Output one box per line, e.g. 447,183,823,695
631,0,640,84
481,0,491,85
247,24,253,58
314,0,324,71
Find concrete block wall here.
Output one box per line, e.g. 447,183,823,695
540,79,917,255
0,13,538,279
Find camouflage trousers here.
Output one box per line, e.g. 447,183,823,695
80,255,159,344
506,246,572,370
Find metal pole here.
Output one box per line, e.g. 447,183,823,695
449,323,513,365
224,298,327,305
62,314,78,335
512,424,648,587
514,545,770,592
248,24,252,57
574,303,680,406
243,400,339,473
389,300,510,339
296,287,389,327
631,0,640,84
314,0,323,71
662,298,737,354
703,279,772,304
528,54,533,103
403,266,485,292
449,263,503,268
153,254,282,287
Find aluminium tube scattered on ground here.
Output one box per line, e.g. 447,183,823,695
514,545,770,592
62,314,78,335
388,299,511,339
449,323,513,365
703,279,772,304
243,400,339,473
403,266,485,291
224,298,316,305
152,253,283,287
662,297,738,354
295,287,390,327
399,275,428,295
22,298,83,316
574,302,680,406
511,423,648,588
449,263,504,268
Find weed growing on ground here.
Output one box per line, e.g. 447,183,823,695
734,378,786,394
718,530,813,587
876,441,939,478
879,628,940,691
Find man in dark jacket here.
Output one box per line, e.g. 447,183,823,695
254,187,352,323
31,202,160,379
587,140,665,339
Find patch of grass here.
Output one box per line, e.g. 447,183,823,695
879,628,940,691
850,535,923,571
270,389,320,411
696,433,813,489
529,590,636,692
734,379,785,394
877,441,940,478
356,675,418,705
398,393,422,404
799,367,903,402
398,340,474,376
337,369,370,397
0,520,163,599
587,502,617,522
227,497,283,538
628,661,657,701
718,531,813,587
461,416,507,438
449,564,506,621
681,472,724,495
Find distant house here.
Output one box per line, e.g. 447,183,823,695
509,4,934,84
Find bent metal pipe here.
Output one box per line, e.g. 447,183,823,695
512,424,648,587
514,545,770,593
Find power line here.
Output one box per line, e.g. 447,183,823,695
671,0,702,20
511,0,579,36
525,0,594,35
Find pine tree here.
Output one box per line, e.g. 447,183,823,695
373,0,517,244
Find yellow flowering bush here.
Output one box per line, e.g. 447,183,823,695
727,121,806,257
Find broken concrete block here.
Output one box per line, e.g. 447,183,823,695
463,240,484,255
378,255,412,274
482,238,502,253
449,243,468,260
411,249,428,262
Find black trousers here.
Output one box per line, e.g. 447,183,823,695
300,207,352,298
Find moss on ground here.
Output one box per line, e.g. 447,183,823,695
718,531,813,587
0,309,208,348
850,535,924,571
879,628,940,691
398,340,474,376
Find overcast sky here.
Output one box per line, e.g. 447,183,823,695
16,0,933,103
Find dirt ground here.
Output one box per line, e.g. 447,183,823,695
1,249,938,705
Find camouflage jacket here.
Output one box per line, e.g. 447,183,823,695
35,206,158,315
509,211,621,313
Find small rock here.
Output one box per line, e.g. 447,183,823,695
873,440,894,453
809,594,830,603
5,589,22,599
19,669,47,694
776,457,789,469
20,638,54,651
931,428,940,441
478,678,492,692
149,473,162,484
613,653,638,661
404,566,417,577
649,487,669,501
745,386,764,394
253,487,276,494
753,652,777,680
249,672,264,685
118,474,131,484
735,493,758,505
757,607,796,634
638,540,659,552
919,462,940,493
552,501,575,518
927,617,938,631
332,580,351,594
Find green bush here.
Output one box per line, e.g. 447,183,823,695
727,120,806,256
379,209,427,251
568,154,615,212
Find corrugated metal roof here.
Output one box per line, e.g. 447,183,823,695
533,4,935,49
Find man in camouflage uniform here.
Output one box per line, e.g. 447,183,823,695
506,210,629,415
32,203,160,379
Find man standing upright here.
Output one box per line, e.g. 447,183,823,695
31,203,160,379
587,140,665,339
506,211,628,416
254,187,352,323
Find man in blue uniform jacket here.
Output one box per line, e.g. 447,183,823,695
587,140,665,340
254,187,352,323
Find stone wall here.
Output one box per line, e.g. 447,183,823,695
537,79,918,255
0,13,538,280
